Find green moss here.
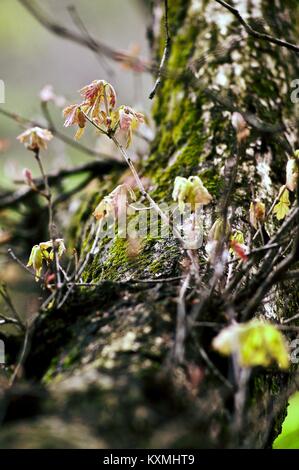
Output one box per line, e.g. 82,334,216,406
43,357,59,384
100,236,130,281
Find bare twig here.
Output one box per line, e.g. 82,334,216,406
199,346,233,390
225,207,299,296
149,0,171,99
214,0,299,54
0,160,123,210
241,216,299,320
67,5,114,77
252,185,287,242
282,270,299,281
57,219,104,309
18,0,149,72
0,107,116,160
9,326,30,386
46,276,183,290
17,1,292,142
32,149,62,293
0,284,25,330
0,315,21,328
52,173,94,207
173,274,190,363
7,248,43,281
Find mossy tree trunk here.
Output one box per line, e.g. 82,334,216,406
1,0,299,449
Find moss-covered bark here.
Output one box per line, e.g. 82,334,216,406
1,0,299,448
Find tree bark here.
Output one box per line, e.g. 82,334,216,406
1,0,299,449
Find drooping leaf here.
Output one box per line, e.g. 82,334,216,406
212,319,289,369
273,188,290,221
172,176,212,213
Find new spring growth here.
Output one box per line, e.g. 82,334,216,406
93,184,136,221
27,239,66,281
212,319,289,369
205,218,230,261
117,106,144,147
209,218,231,241
273,150,298,220
63,104,87,140
17,127,53,151
22,168,36,190
172,176,212,213
249,200,266,229
63,79,144,146
39,84,65,107
230,231,248,262
273,186,290,221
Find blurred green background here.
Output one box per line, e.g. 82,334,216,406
274,392,299,449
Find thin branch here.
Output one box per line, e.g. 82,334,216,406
0,284,25,330
7,248,42,281
225,206,299,296
214,0,299,54
46,276,183,289
33,148,62,292
14,160,123,187
252,185,287,242
52,173,94,207
17,1,292,142
173,274,190,364
57,219,104,309
149,0,171,99
241,220,299,320
199,346,233,390
67,5,114,77
9,326,30,386
0,107,116,160
18,0,148,72
0,160,123,210
0,315,21,328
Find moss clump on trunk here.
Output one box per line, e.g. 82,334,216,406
1,0,299,449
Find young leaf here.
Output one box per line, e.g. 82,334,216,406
27,245,43,281
172,176,212,212
273,188,290,221
212,319,289,370
249,200,266,229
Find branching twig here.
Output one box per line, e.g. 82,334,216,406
0,160,123,210
214,0,299,54
57,219,104,309
0,284,25,330
18,0,149,72
7,248,43,281
241,218,299,320
67,5,114,77
0,107,116,160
